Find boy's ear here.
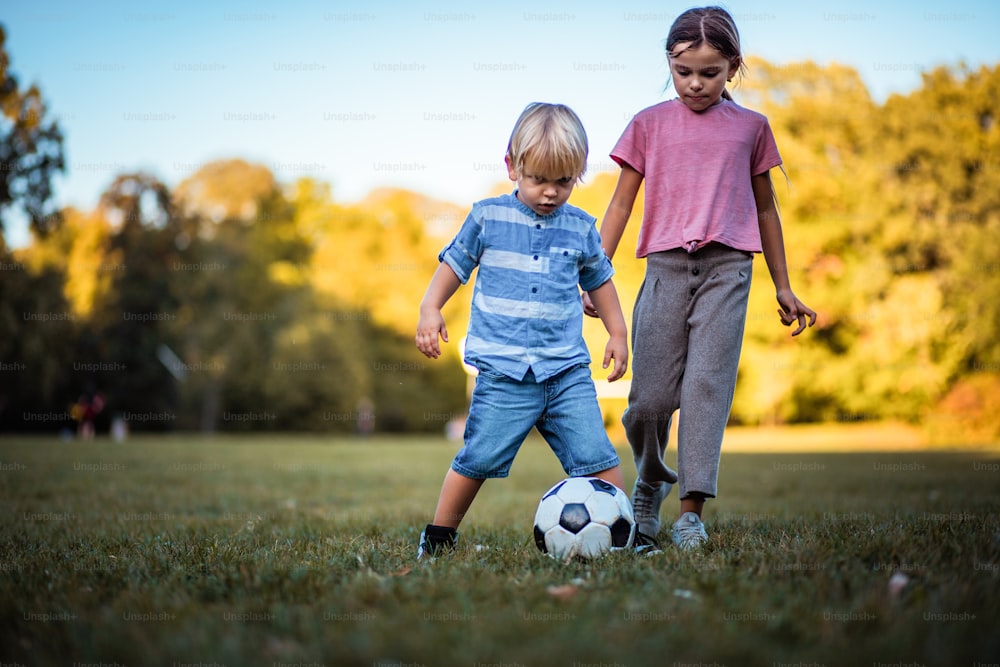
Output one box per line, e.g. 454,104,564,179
504,155,518,182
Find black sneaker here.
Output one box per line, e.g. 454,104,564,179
417,524,458,559
633,530,663,556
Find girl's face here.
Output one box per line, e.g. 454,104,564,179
668,41,738,112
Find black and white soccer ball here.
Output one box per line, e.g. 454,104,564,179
533,477,636,561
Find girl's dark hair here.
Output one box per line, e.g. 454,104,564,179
666,6,746,100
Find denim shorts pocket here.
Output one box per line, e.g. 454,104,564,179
474,363,508,381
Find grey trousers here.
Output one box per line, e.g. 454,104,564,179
623,244,753,499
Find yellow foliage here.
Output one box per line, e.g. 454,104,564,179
12,59,989,430
13,207,117,320
174,159,278,223
64,210,114,317
267,260,307,287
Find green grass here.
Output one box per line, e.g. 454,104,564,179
1,433,998,667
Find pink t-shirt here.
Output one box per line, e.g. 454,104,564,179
611,98,782,257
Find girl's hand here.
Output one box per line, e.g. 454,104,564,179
582,292,599,318
416,309,449,358
776,290,816,336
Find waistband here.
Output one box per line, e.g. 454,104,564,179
647,243,753,270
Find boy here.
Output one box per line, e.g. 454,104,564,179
415,102,647,557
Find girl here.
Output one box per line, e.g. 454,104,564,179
586,6,816,551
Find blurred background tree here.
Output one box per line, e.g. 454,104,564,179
0,23,70,431
0,25,64,241
0,14,996,441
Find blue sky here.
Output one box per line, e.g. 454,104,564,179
3,0,998,247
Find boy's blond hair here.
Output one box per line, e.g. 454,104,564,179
505,103,588,183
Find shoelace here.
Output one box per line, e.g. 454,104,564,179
632,482,659,520
674,515,706,546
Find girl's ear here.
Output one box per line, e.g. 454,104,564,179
728,57,741,81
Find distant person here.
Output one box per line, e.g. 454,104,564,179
72,390,105,440
586,6,816,551
415,102,633,557
111,415,129,443
355,397,375,437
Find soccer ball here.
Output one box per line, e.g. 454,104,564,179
533,477,636,561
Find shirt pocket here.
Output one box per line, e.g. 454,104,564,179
547,246,583,287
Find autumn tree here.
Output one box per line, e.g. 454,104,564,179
0,24,65,242
294,179,468,431
6,56,997,438
0,25,73,429
0,253,77,431
878,64,1000,439
79,173,184,427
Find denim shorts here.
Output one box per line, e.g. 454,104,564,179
451,363,620,480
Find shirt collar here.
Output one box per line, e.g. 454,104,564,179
509,190,560,220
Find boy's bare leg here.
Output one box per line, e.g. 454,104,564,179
432,469,485,528
591,465,626,493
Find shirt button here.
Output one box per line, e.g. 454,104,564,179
531,287,537,293
533,255,539,260
690,288,697,296
692,267,700,275
536,224,541,229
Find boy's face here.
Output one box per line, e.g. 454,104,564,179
506,157,576,216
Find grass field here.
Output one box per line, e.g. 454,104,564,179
1,429,998,667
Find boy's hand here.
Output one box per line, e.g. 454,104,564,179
416,309,449,358
603,335,628,382
416,263,462,358
587,280,629,380
582,292,599,318
776,289,817,336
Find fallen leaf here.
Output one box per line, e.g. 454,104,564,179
546,584,579,600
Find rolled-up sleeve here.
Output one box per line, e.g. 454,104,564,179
438,206,484,284
578,226,615,292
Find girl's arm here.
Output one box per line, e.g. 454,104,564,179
416,263,462,359
599,164,644,260
586,279,629,382
752,171,817,336
585,164,644,317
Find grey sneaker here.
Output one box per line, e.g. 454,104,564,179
631,479,672,537
632,531,663,556
671,512,708,550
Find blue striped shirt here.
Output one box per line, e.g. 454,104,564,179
439,192,615,382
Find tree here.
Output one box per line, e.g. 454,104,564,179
0,255,77,432
294,180,468,432
878,65,1000,373
0,24,65,242
83,173,183,429
173,158,278,226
